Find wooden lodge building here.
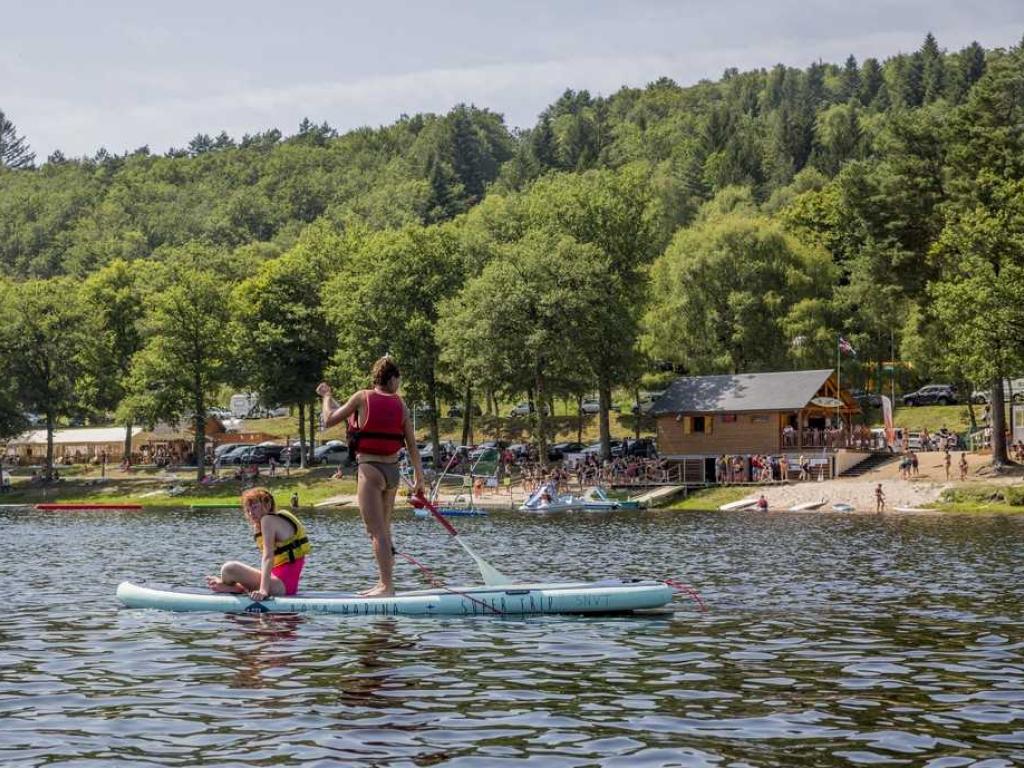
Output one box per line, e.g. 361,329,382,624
650,370,863,477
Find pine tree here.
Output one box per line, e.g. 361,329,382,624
920,33,946,103
0,108,36,169
838,55,861,102
188,133,214,156
448,105,486,201
960,42,987,93
529,115,558,170
860,58,885,107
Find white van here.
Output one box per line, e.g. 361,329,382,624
230,393,258,418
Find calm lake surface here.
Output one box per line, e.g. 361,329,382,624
2,507,1022,767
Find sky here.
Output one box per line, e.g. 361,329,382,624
2,0,1022,158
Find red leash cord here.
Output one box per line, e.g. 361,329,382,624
664,579,708,612
394,548,505,615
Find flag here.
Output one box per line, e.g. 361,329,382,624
881,395,895,447
838,336,856,356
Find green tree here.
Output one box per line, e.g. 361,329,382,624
231,223,342,467
0,278,87,477
122,253,232,481
438,232,608,465
520,166,665,457
930,184,1024,466
79,259,146,459
324,224,464,461
0,108,35,169
645,203,835,373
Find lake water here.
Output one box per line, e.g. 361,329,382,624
2,507,1022,767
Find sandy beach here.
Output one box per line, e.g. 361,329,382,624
745,451,1022,513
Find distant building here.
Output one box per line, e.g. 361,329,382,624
650,369,860,459
5,426,141,464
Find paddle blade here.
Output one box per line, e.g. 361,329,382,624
457,537,512,586
413,492,512,586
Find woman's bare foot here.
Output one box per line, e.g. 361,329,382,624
359,582,395,597
206,576,244,594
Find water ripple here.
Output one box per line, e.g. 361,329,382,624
1,508,1022,766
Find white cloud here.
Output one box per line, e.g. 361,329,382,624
7,17,1023,157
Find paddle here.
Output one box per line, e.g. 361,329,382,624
408,490,512,586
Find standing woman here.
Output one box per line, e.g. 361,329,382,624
318,356,424,597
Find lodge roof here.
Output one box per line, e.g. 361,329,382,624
10,427,143,445
650,369,835,415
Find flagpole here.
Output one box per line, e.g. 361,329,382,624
836,335,841,432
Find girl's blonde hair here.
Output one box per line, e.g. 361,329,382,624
241,487,276,528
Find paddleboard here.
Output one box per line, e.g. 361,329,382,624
719,497,759,512
35,503,142,510
414,507,488,518
788,499,828,512
116,579,675,616
894,506,933,513
832,503,855,513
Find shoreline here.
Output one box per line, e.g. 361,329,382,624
0,455,1021,515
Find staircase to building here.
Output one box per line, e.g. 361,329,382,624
839,451,897,478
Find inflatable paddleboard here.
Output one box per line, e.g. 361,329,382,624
116,579,674,616
413,507,488,518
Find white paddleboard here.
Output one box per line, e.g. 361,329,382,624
117,579,675,616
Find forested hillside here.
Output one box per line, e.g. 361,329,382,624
2,33,1023,468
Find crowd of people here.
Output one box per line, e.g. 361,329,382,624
515,456,671,493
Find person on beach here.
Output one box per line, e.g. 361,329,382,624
756,494,768,511
943,449,952,481
318,356,424,597
206,487,310,600
875,483,886,513
958,452,968,481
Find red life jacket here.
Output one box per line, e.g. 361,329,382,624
347,390,405,456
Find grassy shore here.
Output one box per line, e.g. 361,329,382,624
934,483,1024,514
666,486,752,511
0,466,358,509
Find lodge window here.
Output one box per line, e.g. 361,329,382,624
692,416,706,433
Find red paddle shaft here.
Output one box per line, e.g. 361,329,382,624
409,492,459,535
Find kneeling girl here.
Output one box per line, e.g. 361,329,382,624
206,487,310,601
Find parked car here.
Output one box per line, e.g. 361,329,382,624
216,444,253,464
230,445,283,465
506,443,531,460
578,398,620,415
581,440,624,458
631,391,666,415
509,402,550,417
902,384,958,407
447,404,482,418
548,441,586,461
314,440,349,465
214,443,249,461
469,441,501,460
246,405,289,419
279,444,303,464
849,389,883,408
624,437,658,458
970,378,1024,404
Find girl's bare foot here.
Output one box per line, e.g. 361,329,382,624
207,576,243,594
